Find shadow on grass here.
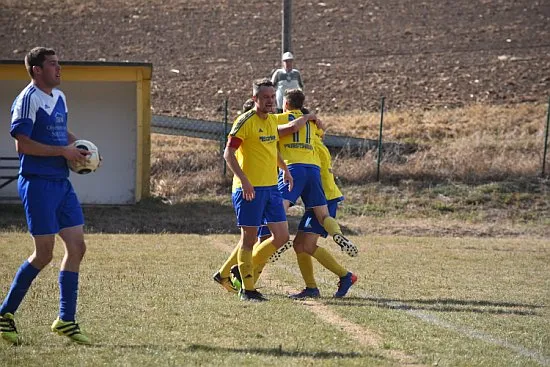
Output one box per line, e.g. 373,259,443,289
0,199,236,235
89,343,373,360
324,296,544,316
1,197,340,235
185,344,370,359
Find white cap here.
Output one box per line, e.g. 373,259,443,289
282,52,294,61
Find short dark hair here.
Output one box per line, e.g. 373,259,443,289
242,98,255,112
284,88,305,109
252,78,274,96
25,47,56,78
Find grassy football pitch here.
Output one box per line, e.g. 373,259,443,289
0,232,548,366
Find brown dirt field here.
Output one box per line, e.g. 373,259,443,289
1,1,549,237
1,0,549,120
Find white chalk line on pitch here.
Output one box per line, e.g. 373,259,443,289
275,282,423,366
212,240,422,366
273,261,550,367
213,240,549,366
406,310,549,367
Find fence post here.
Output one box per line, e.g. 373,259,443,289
542,96,550,177
282,0,292,54
223,99,229,176
376,97,385,181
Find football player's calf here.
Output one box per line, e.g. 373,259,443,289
268,240,293,263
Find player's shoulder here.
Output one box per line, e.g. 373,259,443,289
12,84,39,112
15,83,37,100
235,109,256,123
267,112,280,123
231,109,257,133
286,109,303,121
52,88,67,100
273,112,284,122
273,110,293,123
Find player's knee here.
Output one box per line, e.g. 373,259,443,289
279,232,290,245
77,241,87,260
293,241,304,253
304,243,318,255
32,251,54,269
67,240,87,262
79,241,87,260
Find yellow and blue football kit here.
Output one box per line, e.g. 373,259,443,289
298,135,344,238
229,110,286,227
275,109,327,208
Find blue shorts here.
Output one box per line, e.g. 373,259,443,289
258,225,271,238
298,197,344,238
278,164,327,208
18,176,84,236
232,186,286,227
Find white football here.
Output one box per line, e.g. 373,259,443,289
68,139,101,174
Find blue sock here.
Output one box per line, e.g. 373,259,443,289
0,261,40,315
59,271,79,322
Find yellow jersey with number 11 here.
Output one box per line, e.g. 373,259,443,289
274,109,320,167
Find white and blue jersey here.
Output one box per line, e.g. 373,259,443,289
9,83,84,235
10,83,70,179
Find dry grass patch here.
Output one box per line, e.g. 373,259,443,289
145,103,549,237
151,135,230,200
326,103,547,184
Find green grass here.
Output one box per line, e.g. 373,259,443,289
1,233,548,366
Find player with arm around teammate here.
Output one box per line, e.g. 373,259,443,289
244,89,358,288
221,78,299,302
0,47,91,345
213,95,319,295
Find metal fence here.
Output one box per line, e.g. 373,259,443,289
151,95,550,179
151,101,418,180
151,115,383,153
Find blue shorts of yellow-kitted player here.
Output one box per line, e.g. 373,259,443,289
298,197,344,238
232,185,286,227
257,224,271,238
277,164,327,208
18,176,84,236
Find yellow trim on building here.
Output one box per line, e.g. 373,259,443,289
0,61,152,203
0,63,152,82
135,68,152,201
140,75,152,199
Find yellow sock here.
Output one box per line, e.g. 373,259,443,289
219,244,239,278
237,248,254,291
253,264,265,284
322,216,342,237
312,247,348,278
252,238,277,283
296,252,317,288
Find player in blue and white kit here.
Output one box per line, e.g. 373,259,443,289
0,47,91,345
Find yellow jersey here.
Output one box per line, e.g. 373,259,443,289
229,110,279,191
313,131,343,201
274,109,320,167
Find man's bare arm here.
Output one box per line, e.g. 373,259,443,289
278,113,317,137
14,134,86,162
